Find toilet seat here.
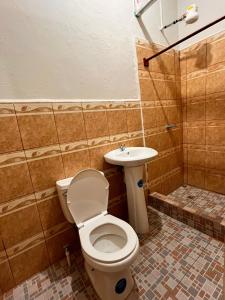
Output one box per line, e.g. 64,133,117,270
79,214,138,264
66,169,138,265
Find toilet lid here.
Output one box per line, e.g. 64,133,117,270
67,169,109,226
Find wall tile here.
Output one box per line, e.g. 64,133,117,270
54,112,86,144
205,172,225,194
9,243,49,284
83,111,109,139
62,149,90,177
126,109,142,132
187,74,206,98
186,42,207,74
0,261,14,292
207,37,225,66
107,110,127,135
28,155,65,192
0,112,22,154
187,167,205,189
0,163,33,203
206,93,225,120
186,98,205,122
206,67,225,95
37,197,66,230
45,228,78,264
206,126,225,146
0,204,42,249
17,114,58,150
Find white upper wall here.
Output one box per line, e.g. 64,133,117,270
133,0,178,46
178,0,225,49
0,0,178,100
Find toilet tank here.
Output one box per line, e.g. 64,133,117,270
56,177,74,223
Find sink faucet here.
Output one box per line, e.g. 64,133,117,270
119,144,126,151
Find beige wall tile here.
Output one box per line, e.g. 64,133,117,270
206,68,225,95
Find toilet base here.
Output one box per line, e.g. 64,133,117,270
85,261,134,300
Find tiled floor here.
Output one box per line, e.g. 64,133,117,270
3,207,224,300
170,186,225,219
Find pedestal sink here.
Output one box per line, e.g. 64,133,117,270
104,147,158,234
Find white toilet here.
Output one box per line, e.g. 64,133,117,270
56,169,139,300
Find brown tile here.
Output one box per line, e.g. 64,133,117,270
0,116,22,154
206,151,225,171
127,138,144,147
206,96,225,120
187,149,206,168
158,130,182,151
185,126,205,145
9,243,49,284
126,109,142,132
0,163,33,203
164,80,177,99
54,112,86,144
145,134,160,152
0,260,14,292
62,149,90,177
206,126,225,146
83,111,109,139
89,144,114,171
160,151,182,175
187,100,205,122
161,171,183,195
207,38,225,66
28,155,65,192
147,159,162,180
187,167,205,189
142,108,157,129
139,78,158,101
205,172,225,194
107,110,127,135
186,43,207,74
46,228,78,264
108,201,128,221
206,68,225,95
37,197,66,230
0,204,42,249
108,172,126,200
136,46,153,71
187,75,206,98
17,114,58,149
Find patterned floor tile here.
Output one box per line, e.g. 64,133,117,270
3,207,224,300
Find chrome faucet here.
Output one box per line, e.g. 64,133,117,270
119,144,126,151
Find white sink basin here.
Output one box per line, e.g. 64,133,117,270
104,147,158,167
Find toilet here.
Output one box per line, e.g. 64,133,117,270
56,169,139,300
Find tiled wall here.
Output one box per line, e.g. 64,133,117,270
136,40,184,195
181,30,225,195
0,101,143,292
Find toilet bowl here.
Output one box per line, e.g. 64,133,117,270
56,169,139,300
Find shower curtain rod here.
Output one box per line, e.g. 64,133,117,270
143,15,225,67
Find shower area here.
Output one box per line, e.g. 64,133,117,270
136,20,225,242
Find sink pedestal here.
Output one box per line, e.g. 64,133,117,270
124,166,149,234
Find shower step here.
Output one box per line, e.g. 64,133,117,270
148,192,225,242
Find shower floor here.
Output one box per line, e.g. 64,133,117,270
149,185,225,241
170,186,225,220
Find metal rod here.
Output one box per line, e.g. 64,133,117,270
143,15,225,67
135,0,153,17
